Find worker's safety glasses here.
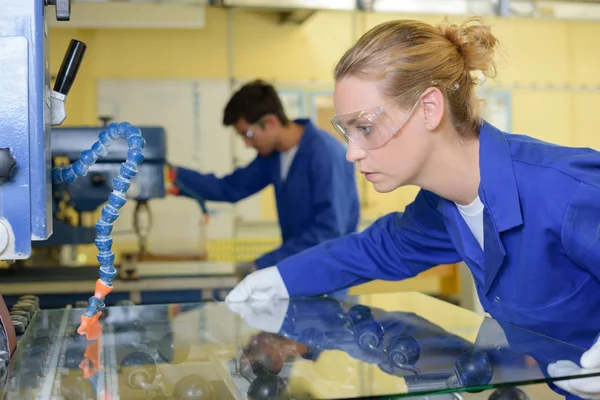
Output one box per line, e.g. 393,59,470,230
242,118,266,140
331,98,420,150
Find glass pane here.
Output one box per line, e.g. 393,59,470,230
2,292,597,399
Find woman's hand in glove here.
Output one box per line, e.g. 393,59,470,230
225,266,290,302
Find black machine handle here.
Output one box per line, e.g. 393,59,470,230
53,39,87,96
0,148,17,183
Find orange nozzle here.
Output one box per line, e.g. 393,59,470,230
79,358,95,379
94,280,112,300
169,304,181,319
86,321,103,341
78,311,102,336
83,340,102,370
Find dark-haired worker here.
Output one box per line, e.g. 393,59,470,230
168,79,360,278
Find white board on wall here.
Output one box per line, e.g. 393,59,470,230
97,79,236,251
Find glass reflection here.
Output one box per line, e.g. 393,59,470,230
2,293,598,400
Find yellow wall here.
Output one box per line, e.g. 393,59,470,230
50,8,600,220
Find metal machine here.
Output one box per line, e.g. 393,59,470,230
0,0,225,374
27,123,166,265
0,0,172,362
0,0,166,265
1,0,75,370
0,0,73,262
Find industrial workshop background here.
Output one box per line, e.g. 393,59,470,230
41,0,600,300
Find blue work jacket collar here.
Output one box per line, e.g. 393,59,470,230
294,118,316,147
436,120,523,230
436,120,523,294
476,121,523,232
279,119,316,158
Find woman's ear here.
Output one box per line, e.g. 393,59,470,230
421,88,444,131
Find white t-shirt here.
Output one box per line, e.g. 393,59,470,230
280,146,298,182
455,196,490,318
455,196,485,250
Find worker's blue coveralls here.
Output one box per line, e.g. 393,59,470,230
273,298,585,397
277,298,480,373
174,119,360,269
276,121,600,355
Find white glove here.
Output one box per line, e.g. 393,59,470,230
227,299,289,333
225,266,290,302
548,337,600,399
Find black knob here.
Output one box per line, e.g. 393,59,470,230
454,350,494,389
54,39,86,96
45,0,71,21
387,334,421,366
119,351,157,390
247,376,288,400
0,148,16,183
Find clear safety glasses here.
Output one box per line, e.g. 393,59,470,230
331,98,421,150
241,118,266,140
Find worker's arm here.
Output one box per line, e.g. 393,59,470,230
561,181,600,347
230,298,476,367
173,155,272,203
253,157,358,269
276,189,462,297
561,182,600,281
553,181,600,398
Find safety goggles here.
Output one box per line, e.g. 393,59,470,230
243,129,255,139
242,118,266,139
331,98,421,150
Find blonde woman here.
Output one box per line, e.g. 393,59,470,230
226,17,600,399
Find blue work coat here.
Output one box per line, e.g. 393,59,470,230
277,120,600,352
175,119,360,269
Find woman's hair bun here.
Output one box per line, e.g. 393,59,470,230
438,16,499,78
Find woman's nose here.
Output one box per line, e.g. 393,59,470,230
346,141,366,163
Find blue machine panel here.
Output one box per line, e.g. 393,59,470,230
0,37,31,259
0,0,54,260
51,126,167,210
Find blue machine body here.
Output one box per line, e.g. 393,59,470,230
50,126,166,210
34,126,167,247
0,0,53,259
0,0,167,256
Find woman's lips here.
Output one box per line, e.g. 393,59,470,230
361,171,378,181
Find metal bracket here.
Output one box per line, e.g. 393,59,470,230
278,9,316,24
45,0,71,21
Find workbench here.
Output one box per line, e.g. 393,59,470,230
0,261,238,309
1,291,596,399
